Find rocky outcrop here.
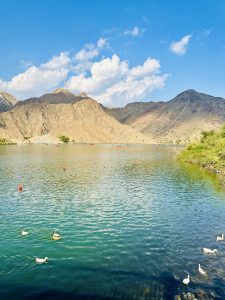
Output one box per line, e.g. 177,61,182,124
0,90,17,112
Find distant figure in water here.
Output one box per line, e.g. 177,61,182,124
203,248,218,254
52,232,61,240
182,274,190,285
36,257,48,264
18,184,23,192
198,264,207,275
21,229,29,236
216,233,224,241
63,167,67,171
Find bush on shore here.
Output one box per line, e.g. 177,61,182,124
178,125,225,172
58,135,70,143
0,138,15,145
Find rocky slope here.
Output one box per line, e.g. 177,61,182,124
107,89,225,143
104,101,164,125
0,89,152,144
0,90,17,112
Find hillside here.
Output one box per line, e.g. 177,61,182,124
0,89,152,144
104,101,164,125
107,89,225,143
0,90,17,112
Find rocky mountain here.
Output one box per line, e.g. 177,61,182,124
107,89,225,143
104,101,164,125
0,89,152,144
0,90,17,112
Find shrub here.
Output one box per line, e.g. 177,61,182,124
0,138,15,145
201,130,215,142
58,135,70,143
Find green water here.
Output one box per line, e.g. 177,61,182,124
0,144,225,299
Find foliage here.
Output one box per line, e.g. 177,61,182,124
178,126,225,172
0,138,15,145
58,135,70,143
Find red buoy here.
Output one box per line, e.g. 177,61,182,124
18,184,23,192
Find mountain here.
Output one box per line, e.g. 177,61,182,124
15,88,87,105
0,90,17,112
107,89,225,143
0,89,152,144
104,101,164,125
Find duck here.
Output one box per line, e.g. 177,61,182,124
52,232,61,240
21,230,29,236
203,248,218,254
216,234,224,241
182,274,190,285
35,257,48,264
198,264,207,275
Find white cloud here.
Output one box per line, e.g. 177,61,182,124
75,48,99,62
20,60,33,69
73,37,110,73
130,58,160,78
97,37,108,48
67,55,167,106
0,52,71,99
124,26,144,37
170,35,192,55
0,38,168,106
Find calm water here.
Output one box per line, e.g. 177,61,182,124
0,144,225,300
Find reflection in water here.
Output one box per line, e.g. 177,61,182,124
0,144,225,299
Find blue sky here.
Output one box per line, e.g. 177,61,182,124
0,0,224,105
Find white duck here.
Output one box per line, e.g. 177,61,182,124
52,232,61,240
182,274,190,285
198,264,207,275
216,234,224,241
203,248,218,254
35,257,48,264
21,230,29,236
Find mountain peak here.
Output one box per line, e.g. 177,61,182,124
77,92,88,98
177,89,199,97
51,88,74,95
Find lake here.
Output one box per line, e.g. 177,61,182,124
0,144,225,299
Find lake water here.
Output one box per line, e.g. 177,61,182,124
0,144,225,300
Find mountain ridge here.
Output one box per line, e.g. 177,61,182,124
1,88,225,144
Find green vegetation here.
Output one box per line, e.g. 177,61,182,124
178,126,225,173
58,135,70,143
0,138,15,145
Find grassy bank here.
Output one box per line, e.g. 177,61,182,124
178,126,225,175
0,138,15,145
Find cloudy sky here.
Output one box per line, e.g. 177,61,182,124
0,0,224,106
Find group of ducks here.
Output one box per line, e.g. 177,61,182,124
182,233,224,285
21,230,61,264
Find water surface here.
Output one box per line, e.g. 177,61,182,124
0,144,225,299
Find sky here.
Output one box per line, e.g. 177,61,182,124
0,0,224,106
